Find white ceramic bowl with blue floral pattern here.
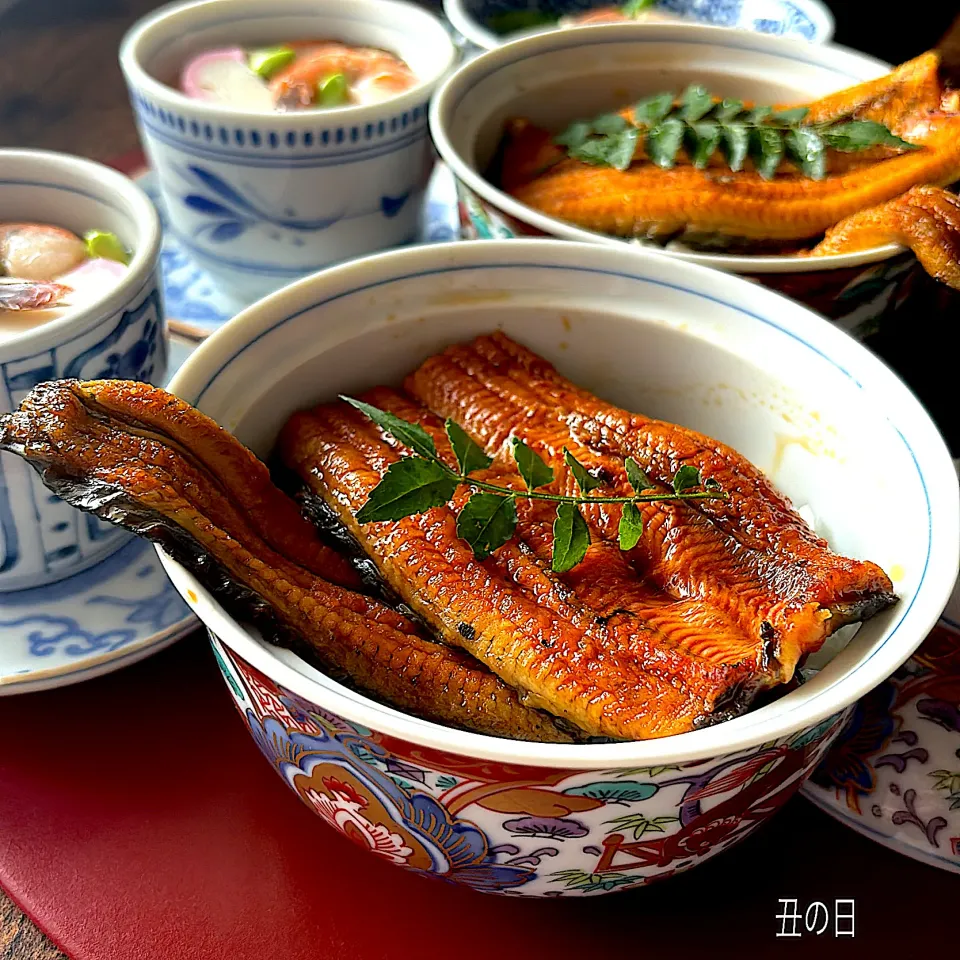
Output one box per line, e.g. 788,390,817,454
119,0,456,309
163,240,958,895
0,149,165,592
443,0,834,51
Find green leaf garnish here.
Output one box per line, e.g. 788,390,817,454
340,397,437,459
750,126,784,180
554,121,593,149
713,98,744,122
685,120,722,169
704,477,722,491
511,438,554,491
552,88,914,179
355,458,458,524
552,502,591,572
773,107,810,124
457,492,518,560
672,465,702,494
820,120,917,152
446,420,492,475
564,448,603,494
569,128,638,171
720,122,750,172
622,0,657,15
680,84,714,123
633,92,675,127
618,502,644,550
646,116,685,169
624,457,652,492
745,105,773,124
345,400,728,573
784,127,826,180
592,113,629,136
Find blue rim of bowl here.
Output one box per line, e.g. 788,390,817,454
162,240,958,768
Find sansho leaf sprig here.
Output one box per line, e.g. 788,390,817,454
553,84,917,180
343,397,727,573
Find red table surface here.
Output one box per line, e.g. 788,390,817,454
0,636,956,958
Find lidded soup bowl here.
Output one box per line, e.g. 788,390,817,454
163,240,958,895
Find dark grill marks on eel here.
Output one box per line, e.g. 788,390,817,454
404,332,897,682
280,392,761,740
0,379,577,743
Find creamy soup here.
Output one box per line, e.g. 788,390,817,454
0,224,130,342
180,41,417,111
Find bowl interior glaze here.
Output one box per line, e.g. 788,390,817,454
165,240,959,768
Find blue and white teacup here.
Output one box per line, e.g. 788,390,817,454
119,0,456,308
0,149,165,592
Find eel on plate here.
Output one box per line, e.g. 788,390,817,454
498,52,960,288
0,379,576,743
278,334,897,740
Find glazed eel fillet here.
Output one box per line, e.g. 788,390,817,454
500,52,960,288
278,340,894,740
0,379,576,743
281,391,767,740
401,333,896,684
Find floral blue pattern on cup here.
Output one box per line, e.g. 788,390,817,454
0,280,165,590
0,150,164,593
120,0,457,307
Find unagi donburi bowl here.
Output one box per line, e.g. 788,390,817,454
164,240,958,895
429,24,951,341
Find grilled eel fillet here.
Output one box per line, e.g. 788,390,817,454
281,397,759,741
0,379,576,743
500,52,960,286
402,333,896,684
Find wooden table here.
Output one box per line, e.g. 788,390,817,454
1,1,958,957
